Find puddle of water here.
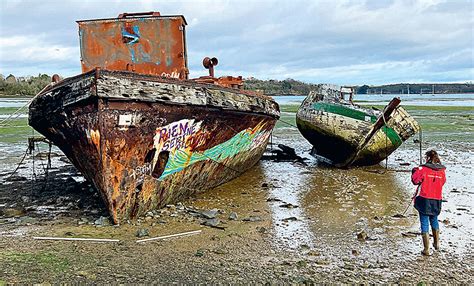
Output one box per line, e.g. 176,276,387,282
261,106,473,256
263,161,314,249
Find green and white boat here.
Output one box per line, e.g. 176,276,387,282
296,85,420,167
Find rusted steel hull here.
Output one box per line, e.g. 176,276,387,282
29,70,279,223
296,85,420,167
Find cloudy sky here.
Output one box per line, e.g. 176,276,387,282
0,0,472,85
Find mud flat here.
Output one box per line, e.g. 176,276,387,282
0,102,473,283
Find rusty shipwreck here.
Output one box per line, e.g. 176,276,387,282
28,12,280,223
296,85,419,167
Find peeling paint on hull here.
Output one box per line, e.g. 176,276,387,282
78,14,188,79
29,70,279,223
296,85,420,167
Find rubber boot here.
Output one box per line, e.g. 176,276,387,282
421,233,431,256
432,229,440,250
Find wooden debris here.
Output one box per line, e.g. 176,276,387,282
136,230,202,243
33,236,120,242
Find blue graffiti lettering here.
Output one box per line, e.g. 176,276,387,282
121,27,140,44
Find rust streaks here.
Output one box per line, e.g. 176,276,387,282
79,14,187,79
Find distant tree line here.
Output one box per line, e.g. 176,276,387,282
0,74,52,96
244,79,474,95
356,83,474,94
244,78,320,95
1,73,473,96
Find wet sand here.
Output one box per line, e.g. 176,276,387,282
0,102,473,283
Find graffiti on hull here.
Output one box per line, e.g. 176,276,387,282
146,119,271,180
154,119,203,152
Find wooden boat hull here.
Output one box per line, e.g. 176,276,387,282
29,70,279,223
296,85,420,167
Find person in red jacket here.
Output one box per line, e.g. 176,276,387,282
411,150,446,256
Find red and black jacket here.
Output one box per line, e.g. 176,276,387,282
411,163,446,216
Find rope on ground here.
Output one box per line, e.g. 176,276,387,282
30,130,37,182
34,141,47,173
33,142,51,191
4,147,29,181
33,140,53,191
278,118,298,128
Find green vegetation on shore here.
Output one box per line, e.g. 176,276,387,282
244,78,319,96
1,72,473,96
243,79,473,95
358,83,474,95
0,74,51,96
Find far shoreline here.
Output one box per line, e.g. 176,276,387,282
2,92,474,99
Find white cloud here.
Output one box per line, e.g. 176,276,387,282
0,0,472,84
0,35,78,62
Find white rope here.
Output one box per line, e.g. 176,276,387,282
0,102,30,126
0,83,53,127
